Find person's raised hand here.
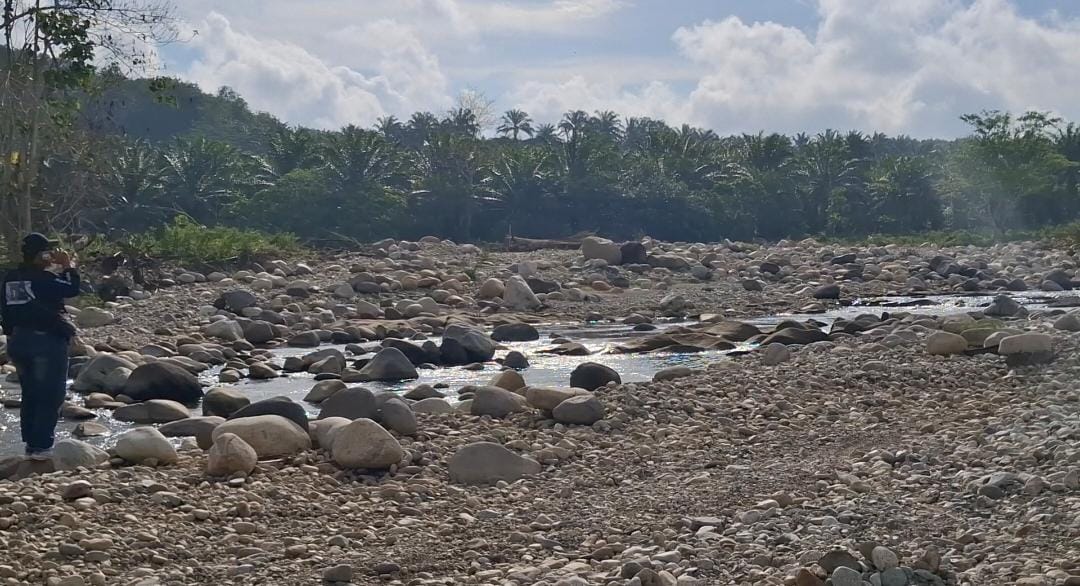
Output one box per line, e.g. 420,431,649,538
52,250,73,269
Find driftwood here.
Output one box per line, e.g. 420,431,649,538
504,231,595,252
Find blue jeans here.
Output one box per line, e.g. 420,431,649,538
8,328,69,452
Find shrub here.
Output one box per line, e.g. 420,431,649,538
86,216,304,267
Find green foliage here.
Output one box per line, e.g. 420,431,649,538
9,61,1080,246
109,216,303,266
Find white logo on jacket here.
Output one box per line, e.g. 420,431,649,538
3,281,35,306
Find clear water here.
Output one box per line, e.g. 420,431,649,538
1,290,1074,457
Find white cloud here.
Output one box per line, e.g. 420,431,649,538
163,1,1080,137
674,0,1080,136
466,0,625,34
510,75,686,124
508,0,1080,137
182,13,451,129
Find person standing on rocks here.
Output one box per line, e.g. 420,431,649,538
0,233,81,460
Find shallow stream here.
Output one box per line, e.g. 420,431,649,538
1,291,1074,457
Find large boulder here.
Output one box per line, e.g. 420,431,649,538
1053,312,1080,332
404,384,443,400
926,331,968,355
354,348,419,382
525,387,588,411
381,338,430,365
490,370,527,392
310,417,350,449
318,387,377,420
552,393,605,425
122,362,203,404
331,418,404,469
159,416,225,449
202,387,250,418
113,399,190,423
204,319,244,342
439,337,470,365
75,307,115,328
304,380,347,403
492,323,540,342
411,398,455,414
619,242,648,265
761,327,828,346
502,276,542,311
998,333,1054,366
212,415,311,459
377,398,417,436
762,343,791,365
984,295,1023,317
503,351,529,370
569,362,621,391
53,439,109,471
71,354,138,394
220,289,258,312
288,331,322,348
448,442,541,485
1044,269,1074,290
241,320,276,344
581,237,622,265
812,284,841,300
470,386,528,418
207,432,258,476
442,325,496,362
114,428,177,465
229,396,308,431
478,278,505,299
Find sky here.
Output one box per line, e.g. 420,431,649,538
154,0,1080,138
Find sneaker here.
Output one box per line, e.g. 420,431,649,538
26,448,53,461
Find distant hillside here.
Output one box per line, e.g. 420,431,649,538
80,68,286,153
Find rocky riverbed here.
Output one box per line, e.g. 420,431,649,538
0,236,1078,585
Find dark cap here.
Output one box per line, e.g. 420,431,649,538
22,232,60,257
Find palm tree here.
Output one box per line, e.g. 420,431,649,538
795,130,861,233
483,147,555,233
100,140,165,230
497,109,535,140
443,108,480,138
558,110,591,142
405,112,440,148
267,126,321,177
1057,123,1080,197
532,123,559,145
159,137,265,223
412,132,486,240
321,125,408,193
375,116,406,143
591,110,623,141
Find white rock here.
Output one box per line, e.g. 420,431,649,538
331,418,404,469
581,236,622,265
207,433,258,476
53,439,109,471
502,276,541,311
448,442,541,485
114,427,177,464
75,307,115,328
926,331,967,355
211,415,311,458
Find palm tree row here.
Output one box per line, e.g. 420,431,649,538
57,107,1080,244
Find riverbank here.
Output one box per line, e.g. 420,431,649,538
0,236,1078,585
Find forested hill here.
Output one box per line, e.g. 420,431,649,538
32,70,1080,245
81,70,285,154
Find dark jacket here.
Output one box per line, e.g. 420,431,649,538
0,265,81,339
